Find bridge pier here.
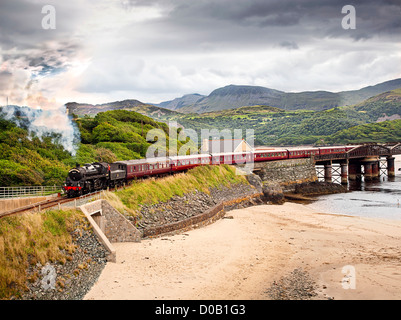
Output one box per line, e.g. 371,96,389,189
387,156,395,177
363,162,373,181
348,162,361,181
340,162,348,184
372,161,380,179
324,162,332,182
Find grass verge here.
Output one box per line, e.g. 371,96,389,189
107,164,248,216
0,209,85,299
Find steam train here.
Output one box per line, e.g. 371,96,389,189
63,146,355,198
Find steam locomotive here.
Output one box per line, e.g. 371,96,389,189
63,145,356,198
63,162,126,197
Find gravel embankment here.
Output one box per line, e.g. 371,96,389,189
132,184,262,231
21,222,107,300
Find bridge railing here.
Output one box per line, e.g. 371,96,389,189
0,186,63,199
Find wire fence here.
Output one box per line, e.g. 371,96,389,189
0,186,62,199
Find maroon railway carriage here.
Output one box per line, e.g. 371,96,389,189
318,146,348,156
169,154,211,172
287,147,319,159
210,152,253,165
116,157,171,180
253,149,288,162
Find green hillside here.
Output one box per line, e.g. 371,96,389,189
326,119,401,144
0,117,73,186
174,88,401,146
66,100,181,123
0,109,183,186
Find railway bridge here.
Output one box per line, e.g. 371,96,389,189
314,143,401,184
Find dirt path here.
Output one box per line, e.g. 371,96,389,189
84,203,401,300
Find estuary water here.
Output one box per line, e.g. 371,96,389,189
307,155,401,220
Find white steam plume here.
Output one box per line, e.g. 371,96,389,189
0,103,80,156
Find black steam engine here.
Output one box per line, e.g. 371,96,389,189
64,162,126,198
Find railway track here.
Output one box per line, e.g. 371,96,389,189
0,184,127,219
0,189,106,219
0,195,71,218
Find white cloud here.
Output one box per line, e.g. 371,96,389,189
1,0,401,107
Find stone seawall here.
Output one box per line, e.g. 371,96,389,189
254,158,318,192
142,193,263,238
133,183,261,232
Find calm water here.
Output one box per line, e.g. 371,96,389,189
307,155,401,220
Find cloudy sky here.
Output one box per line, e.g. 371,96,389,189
1,0,401,107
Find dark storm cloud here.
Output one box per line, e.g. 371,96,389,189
0,0,86,49
0,0,89,104
1,0,400,103
0,0,86,68
124,0,401,41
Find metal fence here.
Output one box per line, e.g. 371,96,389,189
60,190,105,209
0,186,62,199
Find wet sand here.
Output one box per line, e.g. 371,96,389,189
84,203,401,300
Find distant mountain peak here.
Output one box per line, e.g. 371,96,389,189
157,78,401,113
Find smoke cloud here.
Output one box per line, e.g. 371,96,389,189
0,102,80,156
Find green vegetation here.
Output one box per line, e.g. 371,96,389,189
0,109,185,186
173,89,401,146
0,118,73,186
105,164,247,216
1,88,401,186
326,119,401,144
0,209,84,299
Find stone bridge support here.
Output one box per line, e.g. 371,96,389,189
348,162,362,181
340,161,348,184
324,162,332,182
387,156,395,177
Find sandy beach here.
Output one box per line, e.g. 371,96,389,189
84,202,401,300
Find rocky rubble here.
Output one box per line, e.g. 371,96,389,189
132,183,261,231
21,221,107,300
294,181,347,195
265,268,319,300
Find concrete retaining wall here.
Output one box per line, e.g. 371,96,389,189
0,196,55,213
79,200,142,263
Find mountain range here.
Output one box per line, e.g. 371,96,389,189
154,78,401,113
65,78,401,119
